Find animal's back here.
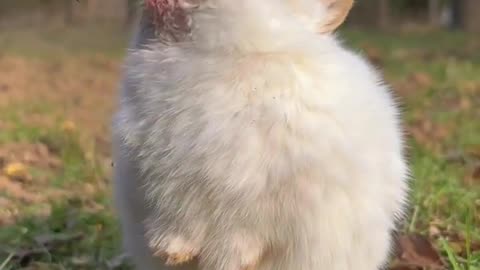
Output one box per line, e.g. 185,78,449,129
114,37,408,269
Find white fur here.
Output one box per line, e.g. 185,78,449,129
112,0,409,269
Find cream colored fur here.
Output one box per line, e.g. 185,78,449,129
112,0,410,269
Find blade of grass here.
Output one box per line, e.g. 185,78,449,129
441,238,463,270
0,253,14,270
408,205,419,232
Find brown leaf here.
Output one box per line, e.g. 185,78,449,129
390,261,421,270
3,162,31,182
392,234,445,270
389,266,412,270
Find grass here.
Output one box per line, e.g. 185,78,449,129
0,24,128,59
0,26,479,269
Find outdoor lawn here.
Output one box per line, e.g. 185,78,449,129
0,26,479,269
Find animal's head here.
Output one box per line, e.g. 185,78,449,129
144,0,353,43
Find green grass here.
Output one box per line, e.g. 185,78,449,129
0,110,126,269
0,28,479,269
0,25,128,59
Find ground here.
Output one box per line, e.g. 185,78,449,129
0,25,479,269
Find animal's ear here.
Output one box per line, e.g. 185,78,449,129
317,0,354,33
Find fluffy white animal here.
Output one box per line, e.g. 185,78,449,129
112,0,410,269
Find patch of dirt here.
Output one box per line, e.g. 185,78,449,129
407,116,454,154
0,140,111,225
0,52,119,225
0,55,120,143
0,143,62,170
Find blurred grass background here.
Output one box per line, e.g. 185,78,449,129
0,1,479,269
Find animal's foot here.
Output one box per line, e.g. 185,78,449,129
150,235,199,266
234,233,263,270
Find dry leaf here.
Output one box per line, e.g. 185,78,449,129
391,234,445,270
3,162,30,181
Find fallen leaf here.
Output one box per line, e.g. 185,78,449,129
390,263,418,270
3,162,30,181
391,234,445,270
